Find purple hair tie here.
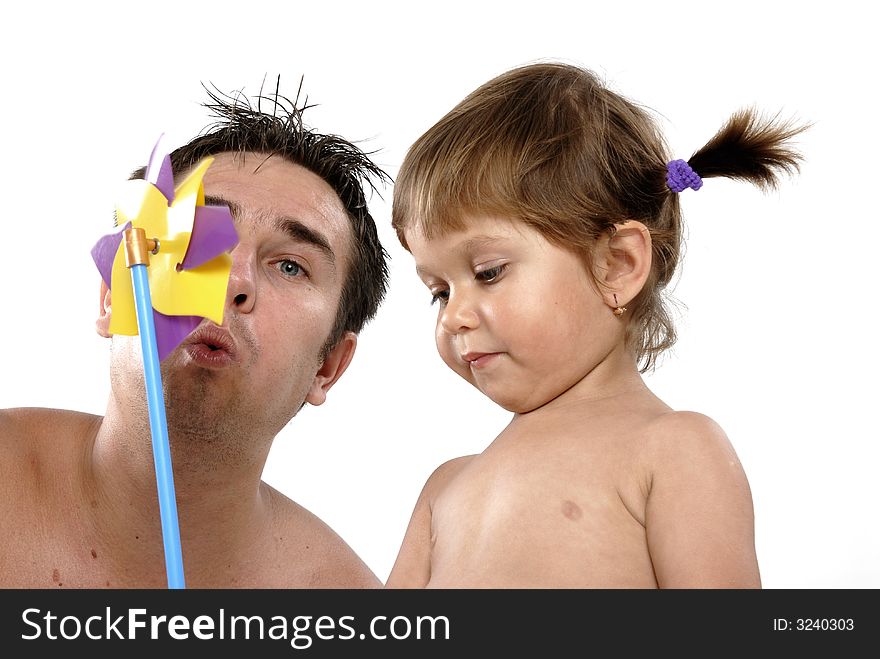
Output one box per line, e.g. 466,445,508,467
667,159,703,193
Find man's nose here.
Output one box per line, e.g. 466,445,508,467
439,288,480,334
225,247,256,314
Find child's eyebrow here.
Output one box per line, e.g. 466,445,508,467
460,235,508,254
415,234,510,278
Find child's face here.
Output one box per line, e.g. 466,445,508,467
405,215,623,413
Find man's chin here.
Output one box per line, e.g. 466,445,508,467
162,372,237,436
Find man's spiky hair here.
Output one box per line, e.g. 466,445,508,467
134,77,391,350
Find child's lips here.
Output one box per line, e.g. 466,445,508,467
461,351,502,369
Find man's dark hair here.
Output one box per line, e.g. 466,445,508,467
134,78,390,353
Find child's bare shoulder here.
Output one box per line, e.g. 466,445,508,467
422,454,477,499
639,412,759,586
641,410,744,474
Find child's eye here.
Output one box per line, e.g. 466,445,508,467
275,259,308,278
430,289,449,306
475,264,506,283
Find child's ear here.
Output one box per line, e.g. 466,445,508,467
596,220,652,309
305,331,358,406
96,281,112,338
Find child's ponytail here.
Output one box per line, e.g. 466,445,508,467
669,109,808,194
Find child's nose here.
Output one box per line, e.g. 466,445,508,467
439,290,480,333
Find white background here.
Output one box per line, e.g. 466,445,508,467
1,1,876,588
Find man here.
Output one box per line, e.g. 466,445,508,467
0,85,389,588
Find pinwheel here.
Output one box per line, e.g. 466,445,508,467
91,137,238,588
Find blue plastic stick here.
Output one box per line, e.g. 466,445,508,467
130,262,186,589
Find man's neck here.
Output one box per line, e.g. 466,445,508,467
83,392,277,582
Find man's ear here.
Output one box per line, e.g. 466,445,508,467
595,220,653,309
305,331,358,406
96,281,112,338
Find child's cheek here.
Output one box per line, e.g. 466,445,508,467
435,329,471,382
434,325,458,373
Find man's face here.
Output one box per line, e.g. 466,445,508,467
109,151,355,446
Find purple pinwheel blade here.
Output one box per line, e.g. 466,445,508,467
91,222,130,287
154,310,202,361
180,204,239,271
145,135,175,203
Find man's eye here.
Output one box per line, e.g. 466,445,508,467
277,259,304,277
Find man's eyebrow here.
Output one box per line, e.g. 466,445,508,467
274,217,335,265
204,195,335,265
204,195,241,217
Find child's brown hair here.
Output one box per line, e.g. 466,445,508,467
392,62,807,371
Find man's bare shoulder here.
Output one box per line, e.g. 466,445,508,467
1,407,101,439
0,407,101,458
0,407,99,502
264,484,381,588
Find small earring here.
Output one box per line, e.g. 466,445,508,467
613,294,627,317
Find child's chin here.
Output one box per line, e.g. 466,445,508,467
479,388,536,414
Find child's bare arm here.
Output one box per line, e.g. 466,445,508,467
385,457,472,588
384,481,433,588
644,412,761,588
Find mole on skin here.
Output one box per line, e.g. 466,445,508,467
561,500,583,521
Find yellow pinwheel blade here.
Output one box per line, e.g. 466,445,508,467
167,158,213,235
106,157,232,335
151,251,232,324
108,180,170,336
